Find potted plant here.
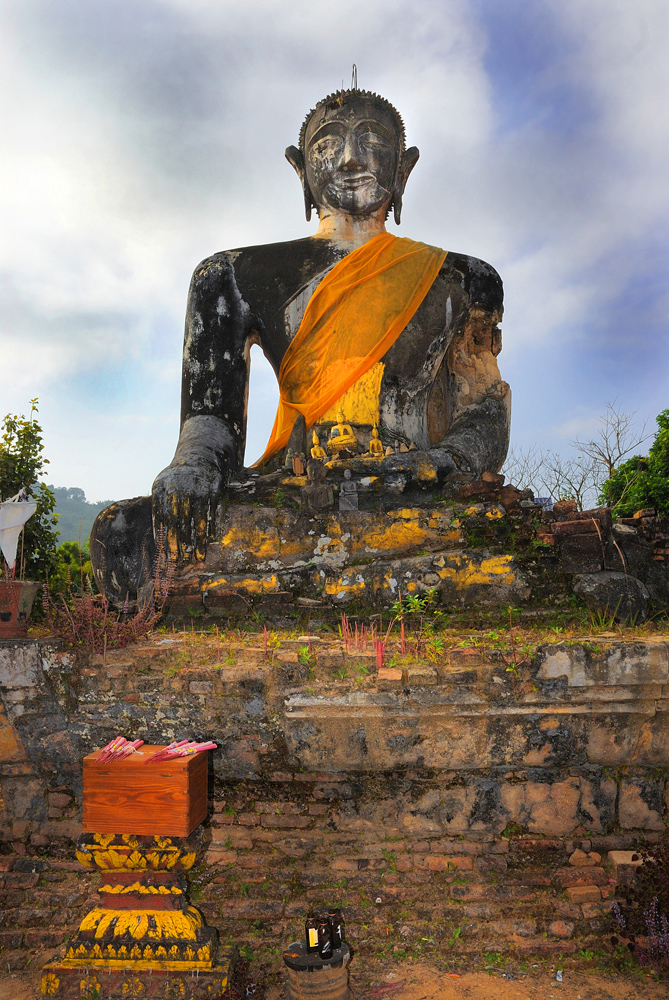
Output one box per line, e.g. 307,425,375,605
0,493,40,639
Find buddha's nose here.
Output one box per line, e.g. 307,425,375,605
339,132,363,171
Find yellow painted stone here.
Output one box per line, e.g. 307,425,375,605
319,362,384,426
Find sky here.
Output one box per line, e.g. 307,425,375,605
1,0,668,502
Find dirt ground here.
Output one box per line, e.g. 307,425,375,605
3,957,669,1000
350,961,669,1000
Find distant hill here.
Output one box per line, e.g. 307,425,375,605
47,486,113,544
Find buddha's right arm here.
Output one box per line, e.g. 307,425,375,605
152,253,256,562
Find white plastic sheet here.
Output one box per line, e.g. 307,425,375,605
0,500,37,571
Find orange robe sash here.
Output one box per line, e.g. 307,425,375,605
253,232,447,467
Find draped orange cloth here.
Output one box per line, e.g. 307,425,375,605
253,232,447,467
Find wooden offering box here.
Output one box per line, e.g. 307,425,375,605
83,744,208,836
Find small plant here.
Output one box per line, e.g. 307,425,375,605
611,843,669,973
41,531,172,653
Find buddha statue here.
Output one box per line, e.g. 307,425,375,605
327,409,358,456
368,425,384,458
91,85,510,599
310,430,327,461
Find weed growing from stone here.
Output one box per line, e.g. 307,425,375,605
611,844,669,975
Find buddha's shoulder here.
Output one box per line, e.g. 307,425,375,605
438,250,503,312
191,238,344,288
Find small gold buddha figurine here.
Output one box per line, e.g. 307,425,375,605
327,409,358,456
310,430,327,461
368,424,384,458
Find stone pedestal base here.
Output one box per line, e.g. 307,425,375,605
41,953,234,998
42,832,234,998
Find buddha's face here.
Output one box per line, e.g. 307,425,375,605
304,97,402,217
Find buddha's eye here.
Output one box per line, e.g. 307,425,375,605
359,132,392,149
311,136,342,157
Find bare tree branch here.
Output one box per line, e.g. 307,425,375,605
571,400,650,480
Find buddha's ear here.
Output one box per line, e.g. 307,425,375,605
286,145,314,223
393,146,420,225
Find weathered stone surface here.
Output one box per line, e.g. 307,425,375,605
619,777,665,830
573,571,650,621
1,638,669,853
559,534,604,574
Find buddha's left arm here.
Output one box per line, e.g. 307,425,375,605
436,304,511,476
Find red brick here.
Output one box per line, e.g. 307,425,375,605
261,815,311,829
566,885,601,903
47,793,72,809
553,520,599,536
408,841,430,853
552,866,606,888
490,919,536,937
237,856,269,870
237,813,260,826
330,858,358,873
221,899,284,919
255,801,304,815
205,849,237,866
395,855,413,872
0,857,15,872
548,920,574,939
24,929,67,947
0,930,23,948
416,855,473,872
308,804,329,815
553,902,581,920
377,668,402,689
211,827,252,849
3,873,39,889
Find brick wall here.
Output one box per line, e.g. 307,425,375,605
1,635,668,962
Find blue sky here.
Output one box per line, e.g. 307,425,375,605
1,0,667,501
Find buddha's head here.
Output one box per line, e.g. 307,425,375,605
286,89,419,225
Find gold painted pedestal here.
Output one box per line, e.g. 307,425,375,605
42,831,234,999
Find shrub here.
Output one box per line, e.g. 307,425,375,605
601,409,669,515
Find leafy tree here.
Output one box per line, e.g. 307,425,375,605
0,399,59,580
50,540,95,595
601,409,669,515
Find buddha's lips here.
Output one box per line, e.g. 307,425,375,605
333,173,376,190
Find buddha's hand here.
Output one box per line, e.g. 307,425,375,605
153,462,225,563
151,415,235,563
152,460,224,564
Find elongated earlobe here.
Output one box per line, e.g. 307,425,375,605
392,145,420,225
286,145,314,222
